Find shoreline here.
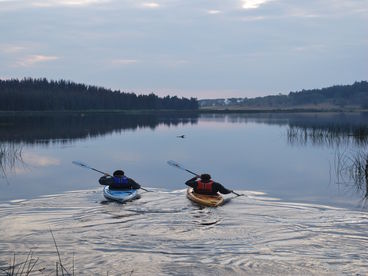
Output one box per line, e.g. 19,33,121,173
0,107,367,116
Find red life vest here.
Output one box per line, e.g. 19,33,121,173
196,180,213,193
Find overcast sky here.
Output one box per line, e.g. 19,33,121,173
0,0,367,99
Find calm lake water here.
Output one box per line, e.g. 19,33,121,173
1,112,368,275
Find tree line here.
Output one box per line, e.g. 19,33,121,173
0,78,198,111
199,81,368,109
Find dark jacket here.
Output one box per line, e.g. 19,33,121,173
99,175,141,190
185,177,232,195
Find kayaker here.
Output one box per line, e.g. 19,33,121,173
185,174,232,195
99,170,141,190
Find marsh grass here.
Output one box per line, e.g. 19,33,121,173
0,143,24,181
1,229,135,275
0,230,74,276
334,150,368,207
0,251,42,275
287,125,368,147
350,152,368,198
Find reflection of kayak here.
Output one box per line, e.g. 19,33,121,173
187,188,224,207
103,186,139,203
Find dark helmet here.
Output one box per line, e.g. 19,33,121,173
200,174,211,181
113,170,125,177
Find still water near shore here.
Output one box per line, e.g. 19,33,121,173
1,112,368,274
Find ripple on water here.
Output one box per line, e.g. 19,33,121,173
0,188,368,275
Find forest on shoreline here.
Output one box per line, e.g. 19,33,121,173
200,81,368,110
0,78,198,111
1,78,367,112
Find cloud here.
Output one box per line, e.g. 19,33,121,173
15,55,60,67
0,44,25,53
141,2,160,8
207,10,221,15
31,0,110,7
111,59,139,65
293,44,327,53
241,0,274,9
239,15,266,21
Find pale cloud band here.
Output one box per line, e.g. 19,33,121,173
15,55,60,67
111,59,139,65
31,0,110,7
0,44,25,53
141,2,160,8
242,0,274,9
207,9,221,14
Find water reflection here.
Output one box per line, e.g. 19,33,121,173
2,112,367,146
278,112,368,204
0,112,199,145
1,112,368,208
201,112,368,146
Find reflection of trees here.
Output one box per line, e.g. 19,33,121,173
287,126,368,147
281,113,368,204
0,113,199,145
266,112,368,204
0,143,23,180
285,113,368,147
200,112,368,147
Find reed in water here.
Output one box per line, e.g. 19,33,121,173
0,143,23,181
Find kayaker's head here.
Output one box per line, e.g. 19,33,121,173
200,174,211,181
113,170,125,177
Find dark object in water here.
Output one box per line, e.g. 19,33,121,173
177,135,185,138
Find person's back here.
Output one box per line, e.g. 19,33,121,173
185,174,232,195
99,170,141,190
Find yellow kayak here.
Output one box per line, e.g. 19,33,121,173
186,188,224,207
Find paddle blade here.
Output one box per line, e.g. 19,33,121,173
72,160,91,169
167,160,199,176
167,160,184,170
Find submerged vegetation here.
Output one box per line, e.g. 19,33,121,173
0,78,198,111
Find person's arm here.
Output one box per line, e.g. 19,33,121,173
128,178,141,189
185,176,198,188
99,175,112,186
213,182,232,194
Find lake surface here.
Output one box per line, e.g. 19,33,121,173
1,112,368,274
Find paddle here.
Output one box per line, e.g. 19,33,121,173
167,160,244,197
167,160,200,177
72,161,152,192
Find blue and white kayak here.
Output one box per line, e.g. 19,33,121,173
103,186,139,203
